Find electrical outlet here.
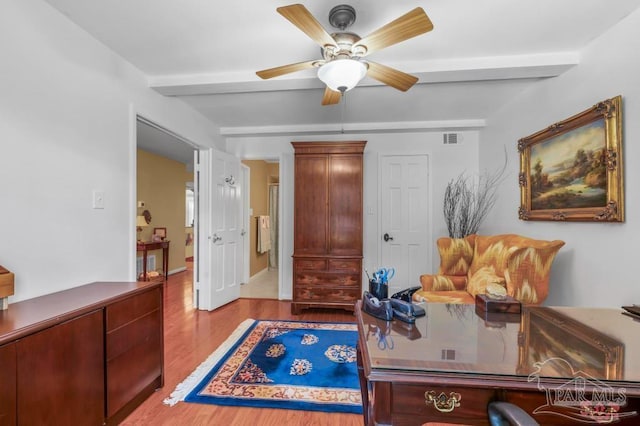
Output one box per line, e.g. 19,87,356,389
93,190,105,209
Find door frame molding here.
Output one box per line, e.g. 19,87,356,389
131,110,205,307
240,164,250,285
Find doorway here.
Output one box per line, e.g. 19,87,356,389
239,159,280,299
135,117,198,294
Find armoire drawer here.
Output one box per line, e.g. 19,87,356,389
295,272,360,287
328,259,361,272
295,259,327,271
295,286,361,302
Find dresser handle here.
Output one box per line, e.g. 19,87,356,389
425,391,462,413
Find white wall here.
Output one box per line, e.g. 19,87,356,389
479,8,640,307
0,0,223,302
227,131,479,298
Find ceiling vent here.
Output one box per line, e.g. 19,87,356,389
443,133,461,145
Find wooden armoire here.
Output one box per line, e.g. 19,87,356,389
291,141,365,314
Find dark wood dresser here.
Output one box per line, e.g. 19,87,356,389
0,281,163,425
291,141,365,314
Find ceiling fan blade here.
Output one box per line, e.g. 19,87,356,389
256,60,318,80
366,62,419,92
353,8,433,57
321,86,342,105
277,4,338,49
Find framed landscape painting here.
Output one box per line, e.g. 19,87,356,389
518,96,624,222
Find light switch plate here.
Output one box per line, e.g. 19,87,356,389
93,190,105,209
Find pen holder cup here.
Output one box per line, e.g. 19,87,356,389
369,279,388,300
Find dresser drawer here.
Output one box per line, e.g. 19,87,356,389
295,272,360,287
295,259,327,271
295,286,360,302
392,384,495,425
106,331,162,417
328,259,361,272
106,308,161,361
106,288,161,332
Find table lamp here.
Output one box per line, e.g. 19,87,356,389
136,215,147,243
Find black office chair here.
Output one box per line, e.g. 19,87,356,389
488,402,540,426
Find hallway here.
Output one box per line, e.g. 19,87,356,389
240,268,278,299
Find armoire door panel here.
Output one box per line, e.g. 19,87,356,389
328,155,363,255
294,155,329,254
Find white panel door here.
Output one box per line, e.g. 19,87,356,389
208,149,241,310
379,155,430,295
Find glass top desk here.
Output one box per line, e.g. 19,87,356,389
355,301,640,426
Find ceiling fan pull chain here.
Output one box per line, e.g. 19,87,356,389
341,91,347,134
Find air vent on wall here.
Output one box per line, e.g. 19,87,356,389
443,133,461,145
441,349,456,360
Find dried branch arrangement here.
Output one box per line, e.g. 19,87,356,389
443,150,507,238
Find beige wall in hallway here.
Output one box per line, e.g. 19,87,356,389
242,160,279,277
137,149,193,275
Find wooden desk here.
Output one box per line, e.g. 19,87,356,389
356,301,640,425
136,240,170,281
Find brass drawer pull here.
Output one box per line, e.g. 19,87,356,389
425,391,462,413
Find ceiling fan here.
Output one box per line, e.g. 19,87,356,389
256,4,434,105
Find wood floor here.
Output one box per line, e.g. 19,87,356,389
121,263,363,426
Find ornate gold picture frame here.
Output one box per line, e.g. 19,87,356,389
518,96,624,222
518,307,623,380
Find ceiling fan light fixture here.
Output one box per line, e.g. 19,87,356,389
317,59,367,92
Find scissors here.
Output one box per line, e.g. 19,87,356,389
373,267,395,284
376,326,394,350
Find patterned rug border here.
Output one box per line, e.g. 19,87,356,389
164,319,362,414
163,318,256,406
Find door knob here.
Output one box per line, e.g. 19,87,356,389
383,233,394,242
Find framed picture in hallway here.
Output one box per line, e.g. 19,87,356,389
518,95,624,222
153,227,167,240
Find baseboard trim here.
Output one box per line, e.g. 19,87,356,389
169,267,187,276
250,267,269,279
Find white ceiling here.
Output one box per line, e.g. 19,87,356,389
45,0,640,160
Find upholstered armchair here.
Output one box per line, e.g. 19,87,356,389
413,234,565,305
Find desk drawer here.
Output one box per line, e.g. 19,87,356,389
392,384,495,425
503,390,640,425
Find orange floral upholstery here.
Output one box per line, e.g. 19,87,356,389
414,234,565,305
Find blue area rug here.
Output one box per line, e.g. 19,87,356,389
164,319,362,414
